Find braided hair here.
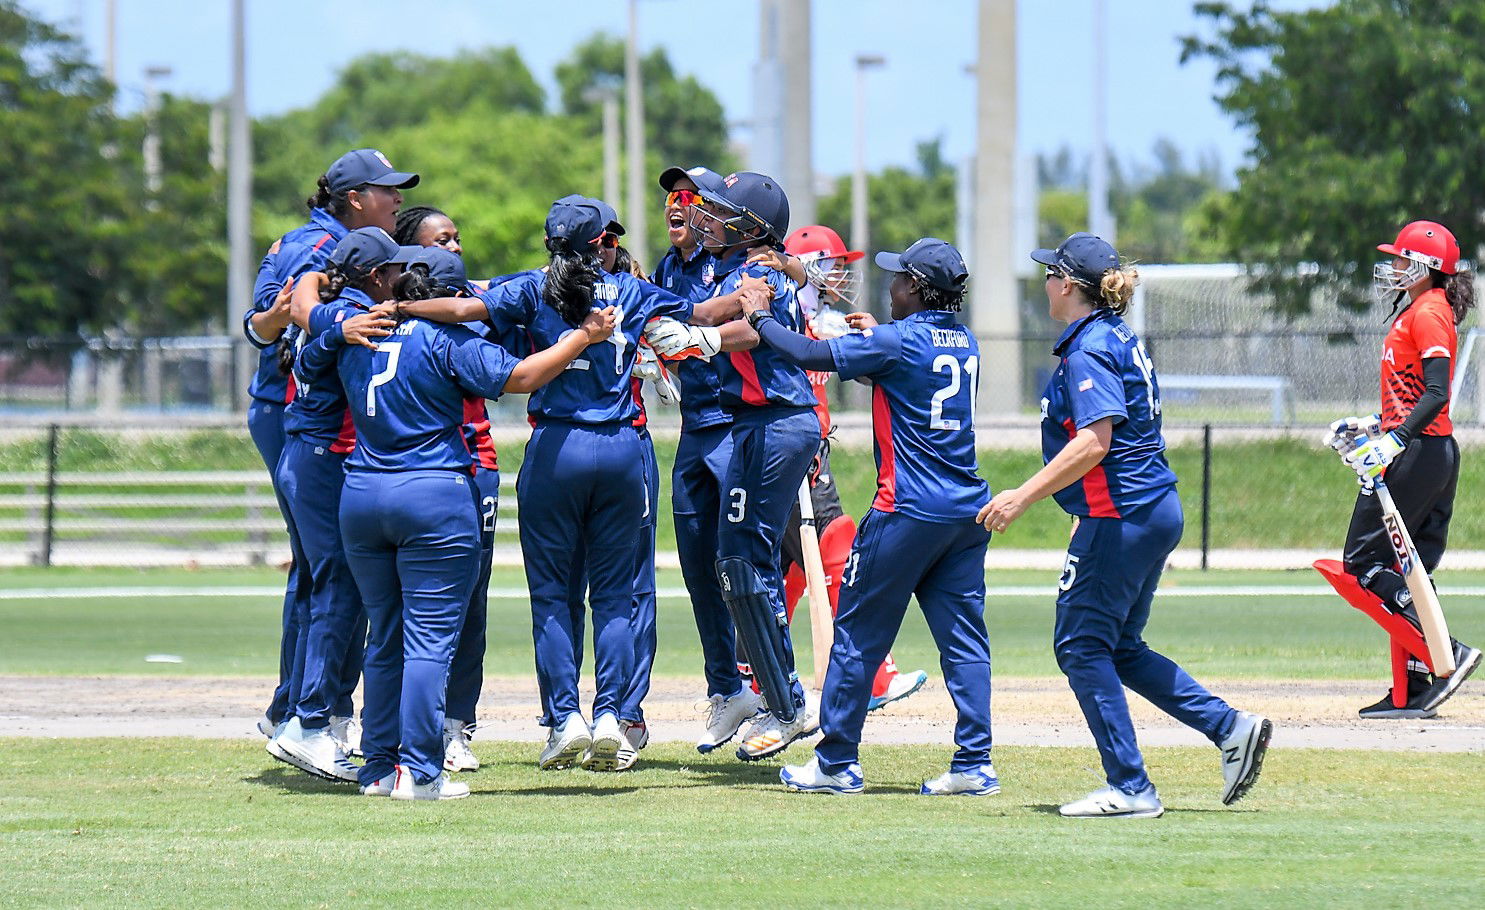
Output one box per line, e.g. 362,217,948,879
393,205,448,246
274,263,353,376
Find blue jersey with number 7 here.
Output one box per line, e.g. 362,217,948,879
828,310,990,522
479,269,692,424
1040,309,1176,518
299,317,519,472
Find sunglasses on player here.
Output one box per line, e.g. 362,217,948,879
665,189,704,209
599,232,621,249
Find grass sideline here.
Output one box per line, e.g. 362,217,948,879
2,739,1482,908
2,566,1482,681
3,428,1484,550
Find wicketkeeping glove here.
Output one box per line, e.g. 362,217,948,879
644,317,721,360
633,342,681,406
1341,429,1405,481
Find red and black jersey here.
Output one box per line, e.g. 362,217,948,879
1380,287,1455,437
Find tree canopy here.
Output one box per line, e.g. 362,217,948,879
1182,0,1485,312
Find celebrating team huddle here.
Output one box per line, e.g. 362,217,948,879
241,146,1475,814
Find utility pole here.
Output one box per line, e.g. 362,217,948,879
972,0,1020,413
583,80,622,207
625,0,648,264
753,0,814,226
852,54,885,316
1089,0,1114,243
142,66,172,203
227,0,252,409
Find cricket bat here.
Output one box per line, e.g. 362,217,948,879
797,478,834,689
1374,478,1456,676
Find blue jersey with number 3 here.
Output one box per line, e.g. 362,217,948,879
713,251,816,411
299,318,519,472
1041,310,1176,518
829,310,990,522
480,269,692,424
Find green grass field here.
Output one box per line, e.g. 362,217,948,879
2,565,1482,681
3,740,1482,908
3,567,1484,907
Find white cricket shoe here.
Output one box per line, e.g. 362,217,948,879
279,722,360,782
443,719,479,772
266,716,311,773
1059,786,1164,819
257,714,277,738
737,698,819,762
867,669,929,713
920,764,1000,796
615,720,649,772
582,712,625,772
696,688,764,754
329,715,362,758
538,713,591,770
389,765,470,801
780,757,863,794
360,769,396,797
1219,711,1273,806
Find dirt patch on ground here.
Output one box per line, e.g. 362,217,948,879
3,674,1481,752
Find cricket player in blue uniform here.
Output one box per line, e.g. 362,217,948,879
980,233,1272,818
651,171,822,761
738,239,997,795
245,149,417,739
396,195,739,771
264,227,416,782
300,253,617,801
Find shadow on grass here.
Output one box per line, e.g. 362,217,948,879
242,765,356,794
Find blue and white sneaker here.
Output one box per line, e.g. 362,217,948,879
867,670,928,713
780,758,864,795
920,763,1000,796
1059,785,1164,819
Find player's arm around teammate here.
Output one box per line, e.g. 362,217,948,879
1322,221,1480,718
980,233,1271,819
245,149,416,738
310,251,614,800
743,238,998,796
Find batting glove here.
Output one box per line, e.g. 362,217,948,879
632,343,681,406
1342,430,1405,481
644,317,721,360
1322,414,1382,453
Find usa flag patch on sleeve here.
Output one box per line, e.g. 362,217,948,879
1078,378,1094,391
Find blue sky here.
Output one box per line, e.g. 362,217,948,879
32,0,1321,179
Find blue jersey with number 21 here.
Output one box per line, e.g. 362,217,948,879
1041,309,1176,518
828,310,990,522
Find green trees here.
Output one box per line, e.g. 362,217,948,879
1182,0,1485,312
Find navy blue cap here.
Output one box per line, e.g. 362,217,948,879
546,195,607,248
328,227,420,279
325,148,419,196
408,247,472,294
658,165,726,195
700,171,790,245
874,238,968,292
1031,232,1119,286
588,196,625,236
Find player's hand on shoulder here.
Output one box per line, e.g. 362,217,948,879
739,285,772,316
340,311,396,349
845,311,878,331
582,305,618,344
738,273,776,299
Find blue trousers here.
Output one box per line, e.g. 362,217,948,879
521,422,642,726
340,469,480,786
446,468,499,725
816,510,993,775
672,423,740,697
716,407,819,711
1055,487,1237,795
248,399,304,725
277,437,364,728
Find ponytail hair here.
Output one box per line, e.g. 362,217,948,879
1095,265,1140,316
305,174,355,220
1440,269,1476,326
393,265,445,303
543,239,604,326
274,263,354,376
318,263,350,303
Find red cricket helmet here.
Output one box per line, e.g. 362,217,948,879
784,225,864,308
1378,221,1460,275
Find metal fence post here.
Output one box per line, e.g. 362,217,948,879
1200,423,1212,571
41,424,60,568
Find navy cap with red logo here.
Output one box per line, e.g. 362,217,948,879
326,148,420,196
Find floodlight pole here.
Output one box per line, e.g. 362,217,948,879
625,0,648,264
852,54,885,316
227,0,252,409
